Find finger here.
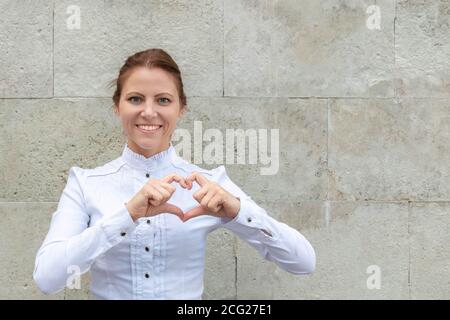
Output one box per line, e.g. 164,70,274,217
147,185,164,206
162,174,189,189
183,206,208,222
192,186,209,204
142,185,155,201
152,184,171,201
200,189,217,209
152,203,184,221
208,193,224,213
186,172,209,188
159,182,176,195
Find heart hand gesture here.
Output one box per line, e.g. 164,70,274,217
182,172,241,222
125,173,190,221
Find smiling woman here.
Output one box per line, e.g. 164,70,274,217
111,49,187,158
32,48,316,300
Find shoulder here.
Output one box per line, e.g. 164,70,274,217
67,157,125,183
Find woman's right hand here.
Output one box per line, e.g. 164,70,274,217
125,173,191,221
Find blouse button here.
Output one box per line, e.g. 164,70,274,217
145,273,150,278
247,217,252,223
146,219,151,224
145,246,150,252
146,173,150,178
120,232,126,236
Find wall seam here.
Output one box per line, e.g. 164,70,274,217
52,0,55,98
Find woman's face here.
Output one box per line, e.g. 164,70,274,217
114,67,184,157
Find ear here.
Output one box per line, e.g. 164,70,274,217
179,105,186,117
114,105,119,116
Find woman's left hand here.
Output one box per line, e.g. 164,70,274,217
183,172,241,222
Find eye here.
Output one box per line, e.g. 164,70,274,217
158,97,171,105
128,96,143,105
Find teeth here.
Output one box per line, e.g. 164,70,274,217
137,125,160,131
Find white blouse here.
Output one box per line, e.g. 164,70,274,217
33,143,316,299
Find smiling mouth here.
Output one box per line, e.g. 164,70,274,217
136,124,163,133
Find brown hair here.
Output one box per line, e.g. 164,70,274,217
109,48,187,110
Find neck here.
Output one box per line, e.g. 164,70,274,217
127,140,170,158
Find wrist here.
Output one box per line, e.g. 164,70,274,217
227,197,240,219
125,202,140,222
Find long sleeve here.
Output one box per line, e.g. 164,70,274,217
215,166,316,275
33,166,137,295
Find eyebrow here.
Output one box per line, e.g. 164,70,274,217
126,91,174,97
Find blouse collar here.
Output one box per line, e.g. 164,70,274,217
121,143,177,171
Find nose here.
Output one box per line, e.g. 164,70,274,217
141,100,157,117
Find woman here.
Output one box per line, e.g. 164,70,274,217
33,48,316,300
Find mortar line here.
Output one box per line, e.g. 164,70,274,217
222,0,225,98
1,96,449,100
0,201,59,204
223,0,237,298
326,98,330,227
52,0,55,98
234,255,237,299
394,0,398,98
233,233,238,299
4,200,450,204
407,200,411,299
